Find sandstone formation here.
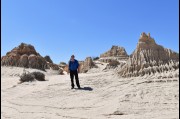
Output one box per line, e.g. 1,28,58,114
63,65,69,73
99,46,129,63
104,60,120,69
58,68,64,75
59,62,67,68
46,62,59,70
44,55,62,72
78,57,96,73
1,43,47,70
118,32,179,78
1,43,63,73
44,55,53,63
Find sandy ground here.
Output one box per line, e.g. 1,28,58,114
1,64,179,119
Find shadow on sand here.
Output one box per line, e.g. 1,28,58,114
74,87,93,91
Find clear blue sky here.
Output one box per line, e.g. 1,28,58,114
2,0,179,64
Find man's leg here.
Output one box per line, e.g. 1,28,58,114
70,71,74,89
74,70,80,88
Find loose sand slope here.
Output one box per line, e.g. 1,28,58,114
1,64,179,119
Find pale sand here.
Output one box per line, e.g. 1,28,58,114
1,63,179,119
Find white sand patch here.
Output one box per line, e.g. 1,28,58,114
1,66,179,119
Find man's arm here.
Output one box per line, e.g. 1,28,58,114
77,60,80,73
68,61,71,73
78,65,80,73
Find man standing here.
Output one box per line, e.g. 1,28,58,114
68,55,81,89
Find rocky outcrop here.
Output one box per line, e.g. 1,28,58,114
1,43,63,72
46,62,59,70
58,68,64,75
44,55,53,63
43,55,63,73
59,62,67,68
19,54,29,67
99,46,129,63
6,43,39,56
79,57,96,73
118,32,179,78
1,43,47,70
100,46,128,57
63,65,69,73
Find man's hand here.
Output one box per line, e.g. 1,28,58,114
78,67,80,73
67,70,70,74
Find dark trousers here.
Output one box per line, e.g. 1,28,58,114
70,70,80,88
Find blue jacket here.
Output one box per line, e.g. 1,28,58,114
69,59,79,71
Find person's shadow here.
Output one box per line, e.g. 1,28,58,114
75,87,93,91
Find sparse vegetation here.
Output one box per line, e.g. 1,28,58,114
113,111,125,115
31,71,45,81
19,70,45,83
108,60,120,67
19,72,35,83
108,111,125,115
92,56,99,61
59,62,67,65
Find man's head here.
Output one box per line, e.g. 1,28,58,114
71,55,75,60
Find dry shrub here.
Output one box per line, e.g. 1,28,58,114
19,70,45,83
92,57,99,61
19,72,35,83
112,111,125,115
31,71,45,81
108,60,120,67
